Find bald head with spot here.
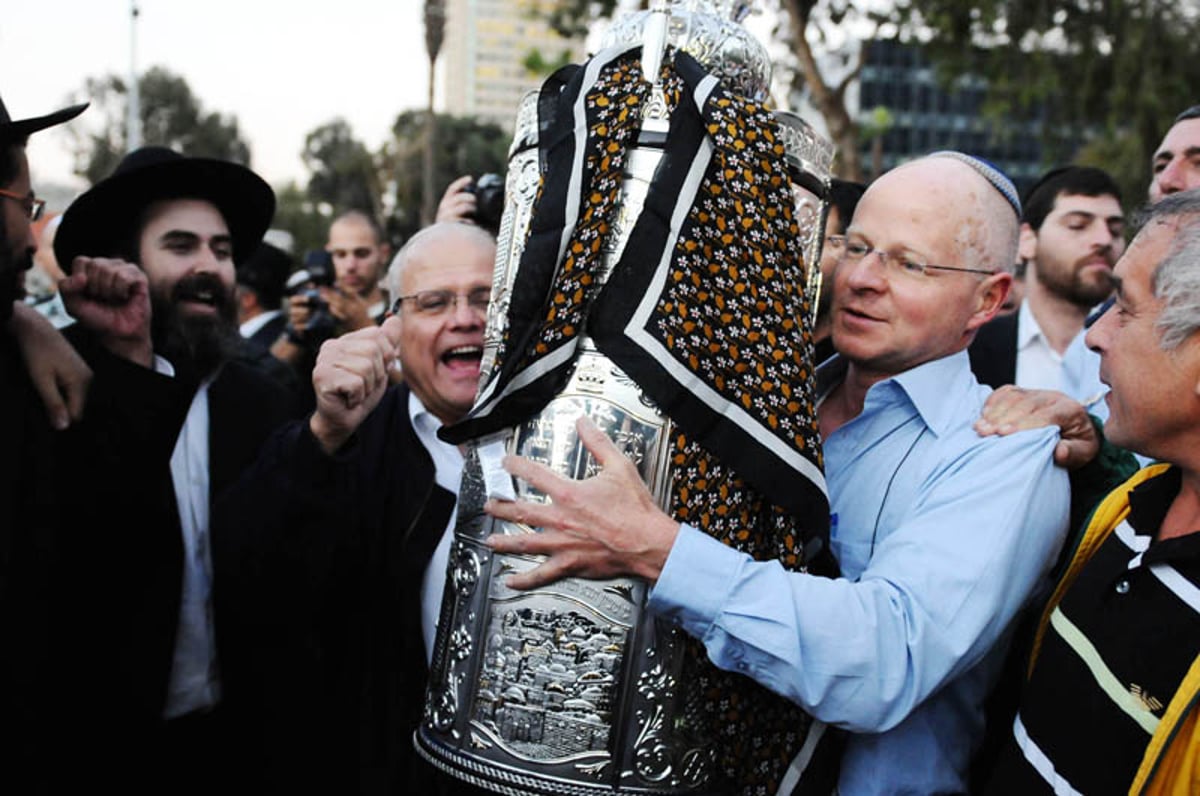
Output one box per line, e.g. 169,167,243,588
830,155,1015,385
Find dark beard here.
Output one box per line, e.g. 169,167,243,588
151,272,241,380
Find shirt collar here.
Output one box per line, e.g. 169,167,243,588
817,350,976,438
1016,299,1045,350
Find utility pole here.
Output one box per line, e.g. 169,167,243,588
127,0,143,151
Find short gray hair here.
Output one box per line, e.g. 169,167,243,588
385,222,496,300
1138,190,1200,349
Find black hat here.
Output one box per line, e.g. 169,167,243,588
54,146,275,273
0,94,88,143
237,240,293,306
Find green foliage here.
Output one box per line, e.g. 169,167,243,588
380,111,512,244
522,47,576,77
271,181,332,259
899,0,1200,184
302,118,382,219
68,66,251,185
539,0,622,39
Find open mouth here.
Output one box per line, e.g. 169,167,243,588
442,344,483,371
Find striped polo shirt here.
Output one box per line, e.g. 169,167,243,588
985,467,1200,794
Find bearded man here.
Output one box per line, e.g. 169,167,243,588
969,166,1126,417
40,146,298,795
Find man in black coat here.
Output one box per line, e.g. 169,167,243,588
28,146,301,794
218,222,496,794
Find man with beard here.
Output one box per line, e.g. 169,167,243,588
970,166,1125,417
812,178,867,364
40,145,299,794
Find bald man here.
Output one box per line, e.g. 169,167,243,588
484,153,1071,793
217,222,496,794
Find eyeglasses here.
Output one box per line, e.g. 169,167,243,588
392,287,491,316
0,188,45,222
829,235,996,278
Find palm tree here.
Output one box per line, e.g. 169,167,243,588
422,0,446,225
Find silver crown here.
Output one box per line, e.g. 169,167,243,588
598,0,772,101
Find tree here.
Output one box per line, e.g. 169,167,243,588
271,181,333,260
423,0,447,224
538,0,1200,190
896,0,1200,205
379,111,511,244
302,118,382,219
68,66,251,185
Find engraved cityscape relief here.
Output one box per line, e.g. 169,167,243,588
468,572,637,764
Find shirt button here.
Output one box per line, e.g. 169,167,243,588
1115,579,1131,595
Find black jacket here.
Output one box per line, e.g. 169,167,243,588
215,383,465,795
967,310,1019,390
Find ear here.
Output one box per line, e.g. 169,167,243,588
1018,223,1038,263
966,272,1013,333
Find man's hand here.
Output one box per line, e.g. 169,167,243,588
8,301,92,429
435,175,477,225
485,416,680,589
308,319,401,454
322,285,375,332
59,257,153,367
974,385,1101,469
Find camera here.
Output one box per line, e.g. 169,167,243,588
284,249,338,344
462,173,506,235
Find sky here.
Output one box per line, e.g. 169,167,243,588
2,0,433,196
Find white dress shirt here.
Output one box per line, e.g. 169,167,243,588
409,391,465,665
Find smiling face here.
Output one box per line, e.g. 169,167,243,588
391,225,495,426
137,197,240,374
1024,192,1125,308
830,158,1012,384
1085,217,1200,461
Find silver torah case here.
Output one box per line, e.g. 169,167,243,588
415,3,835,794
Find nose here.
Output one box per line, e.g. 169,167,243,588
449,294,484,327
841,248,888,292
1085,303,1113,353
1156,157,1187,198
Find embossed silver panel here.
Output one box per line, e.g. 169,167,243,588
416,3,835,794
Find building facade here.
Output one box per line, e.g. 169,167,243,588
442,0,587,132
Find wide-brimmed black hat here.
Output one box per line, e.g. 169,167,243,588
237,240,294,305
0,94,88,143
54,145,275,272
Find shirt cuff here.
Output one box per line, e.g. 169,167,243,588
648,524,744,635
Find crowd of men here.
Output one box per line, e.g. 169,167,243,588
2,82,1200,796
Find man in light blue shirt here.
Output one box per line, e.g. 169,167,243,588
486,153,1071,794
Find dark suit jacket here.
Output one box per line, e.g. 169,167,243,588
17,329,299,793
245,311,287,353
215,383,467,795
968,310,1019,390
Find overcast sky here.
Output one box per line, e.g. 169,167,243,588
3,0,432,195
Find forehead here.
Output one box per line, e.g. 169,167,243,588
1156,118,1200,157
4,145,31,191
1048,191,1123,217
328,217,378,246
1117,218,1178,287
399,233,494,292
852,161,975,253
140,197,229,237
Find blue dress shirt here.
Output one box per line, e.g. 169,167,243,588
649,351,1070,794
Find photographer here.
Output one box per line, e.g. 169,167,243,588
270,210,392,407
435,173,505,237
